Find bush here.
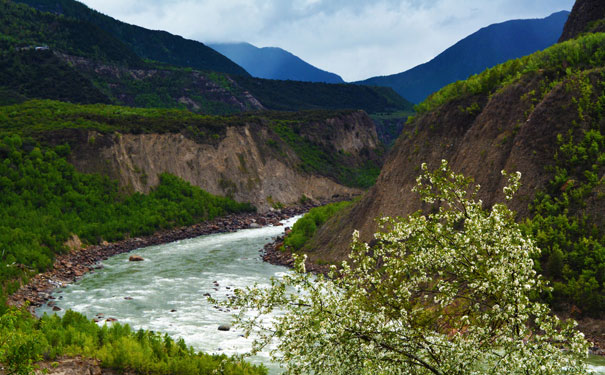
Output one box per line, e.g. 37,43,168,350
284,200,352,250
0,308,267,375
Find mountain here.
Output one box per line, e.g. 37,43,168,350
0,0,411,116
209,42,344,83
12,0,249,76
357,11,569,103
559,0,605,41
303,7,605,317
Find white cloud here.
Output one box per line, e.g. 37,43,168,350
79,0,575,81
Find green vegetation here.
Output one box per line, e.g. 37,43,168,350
0,0,141,66
234,75,413,114
284,201,353,250
269,120,381,188
416,33,605,114
0,133,253,295
1,308,266,375
523,73,605,315
0,49,110,105
0,100,241,141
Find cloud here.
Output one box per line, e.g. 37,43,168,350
79,0,575,81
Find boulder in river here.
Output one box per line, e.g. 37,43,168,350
249,222,261,229
218,324,231,331
129,255,144,262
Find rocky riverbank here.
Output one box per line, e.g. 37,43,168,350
261,235,331,275
9,205,316,313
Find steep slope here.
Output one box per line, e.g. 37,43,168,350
306,31,605,314
357,11,569,103
13,0,249,76
2,101,383,211
209,42,344,83
0,0,141,66
559,0,605,41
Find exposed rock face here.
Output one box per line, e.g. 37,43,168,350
305,70,604,263
66,111,379,212
559,0,605,42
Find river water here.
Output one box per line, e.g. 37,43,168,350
35,215,605,374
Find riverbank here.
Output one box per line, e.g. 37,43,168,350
8,204,317,313
261,234,330,274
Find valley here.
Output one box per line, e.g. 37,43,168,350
0,0,604,374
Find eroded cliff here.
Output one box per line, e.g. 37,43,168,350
65,111,381,212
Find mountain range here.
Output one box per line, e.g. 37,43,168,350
1,0,411,116
209,42,344,83
357,10,570,103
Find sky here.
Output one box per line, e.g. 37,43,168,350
78,0,575,82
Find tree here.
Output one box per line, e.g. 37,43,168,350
226,160,589,375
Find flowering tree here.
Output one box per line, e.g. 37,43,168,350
228,160,589,374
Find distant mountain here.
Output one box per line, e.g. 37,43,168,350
209,42,344,84
1,0,411,116
12,0,249,76
357,11,569,103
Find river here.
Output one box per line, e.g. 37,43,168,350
35,215,605,374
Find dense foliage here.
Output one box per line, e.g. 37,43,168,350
524,72,605,315
0,0,413,116
0,308,266,375
227,161,588,374
234,75,413,114
13,0,250,76
415,32,605,114
0,133,253,295
0,49,110,105
283,200,352,250
0,0,141,66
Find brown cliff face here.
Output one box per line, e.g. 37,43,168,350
65,111,380,212
559,0,605,42
305,69,604,263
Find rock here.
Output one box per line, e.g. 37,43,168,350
52,306,61,311
249,222,261,229
129,255,144,262
170,309,177,312
106,317,118,322
218,324,231,331
124,296,133,300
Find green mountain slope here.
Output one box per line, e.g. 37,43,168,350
0,0,412,117
0,0,141,65
304,31,605,316
234,75,412,113
12,0,250,76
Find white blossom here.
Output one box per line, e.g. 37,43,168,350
223,160,589,375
